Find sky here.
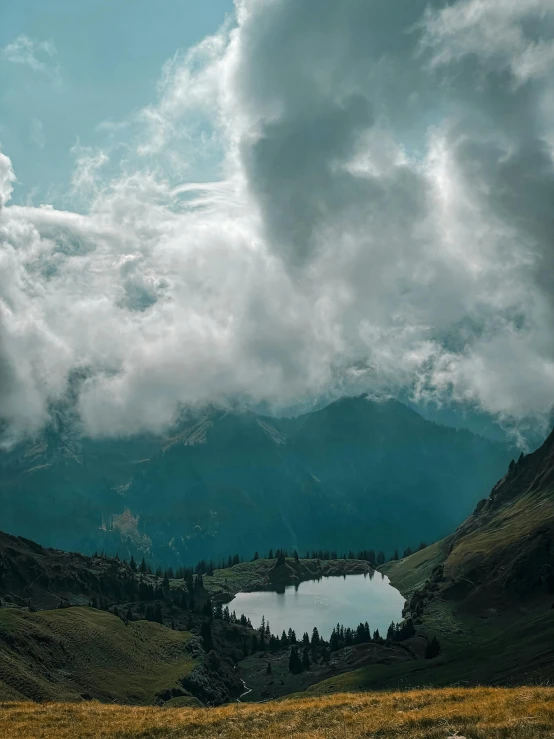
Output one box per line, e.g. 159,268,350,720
1,0,554,442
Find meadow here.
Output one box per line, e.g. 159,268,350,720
2,687,554,738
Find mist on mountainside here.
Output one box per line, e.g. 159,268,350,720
0,396,514,565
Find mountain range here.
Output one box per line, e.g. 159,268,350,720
0,395,514,566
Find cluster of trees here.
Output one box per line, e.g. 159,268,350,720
386,619,416,642
329,622,379,650
103,538,431,587
288,644,313,673
388,542,429,562
212,602,253,628
251,545,428,567
328,618,416,651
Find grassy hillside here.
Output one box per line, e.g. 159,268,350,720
380,538,452,597
0,607,195,704
2,687,554,738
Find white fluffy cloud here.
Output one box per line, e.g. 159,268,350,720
1,35,60,85
1,0,554,438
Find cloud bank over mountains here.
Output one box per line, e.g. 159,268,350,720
1,0,554,439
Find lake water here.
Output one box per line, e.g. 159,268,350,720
231,572,405,640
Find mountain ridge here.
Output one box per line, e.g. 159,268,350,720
0,395,514,566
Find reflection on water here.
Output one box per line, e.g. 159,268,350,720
231,572,405,640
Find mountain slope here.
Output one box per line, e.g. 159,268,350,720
0,396,514,565
0,607,196,704
390,425,554,614
347,426,554,692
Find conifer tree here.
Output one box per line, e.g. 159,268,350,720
200,620,214,652
288,645,302,673
425,636,441,659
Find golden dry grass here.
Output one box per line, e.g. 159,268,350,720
2,687,554,738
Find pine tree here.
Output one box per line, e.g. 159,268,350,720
288,645,302,674
200,620,214,652
302,647,311,670
139,557,147,574
266,660,272,675
425,636,441,659
125,606,133,622
130,555,137,572
311,627,320,646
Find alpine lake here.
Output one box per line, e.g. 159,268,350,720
231,571,405,640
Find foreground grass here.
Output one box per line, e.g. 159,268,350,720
3,688,554,738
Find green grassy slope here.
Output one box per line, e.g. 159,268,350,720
380,539,452,597
0,607,195,704
307,604,554,695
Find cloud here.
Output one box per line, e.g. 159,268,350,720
0,152,16,208
1,0,554,439
421,0,554,84
1,34,61,85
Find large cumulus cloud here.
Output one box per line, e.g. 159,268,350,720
1,0,554,439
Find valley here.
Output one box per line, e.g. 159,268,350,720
2,402,554,733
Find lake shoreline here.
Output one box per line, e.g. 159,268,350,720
204,557,376,603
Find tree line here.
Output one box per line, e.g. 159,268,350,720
96,539,431,585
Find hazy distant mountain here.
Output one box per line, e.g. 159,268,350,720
0,396,514,566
